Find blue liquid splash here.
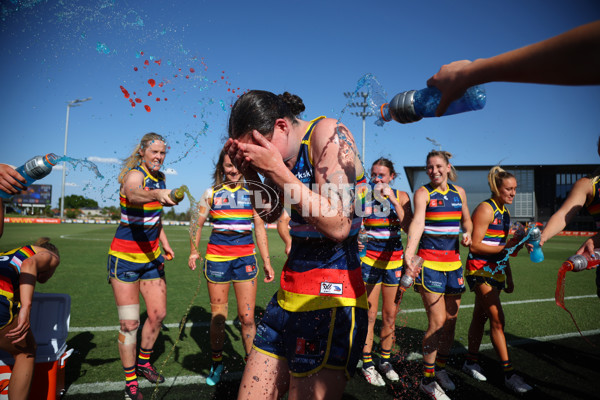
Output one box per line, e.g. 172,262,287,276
56,156,104,180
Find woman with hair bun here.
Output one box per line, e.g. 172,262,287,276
462,166,532,394
0,237,60,400
226,90,367,400
403,150,472,400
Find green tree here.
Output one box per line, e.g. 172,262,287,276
44,205,54,217
59,195,98,209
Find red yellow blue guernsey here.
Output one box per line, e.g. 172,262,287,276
0,246,37,327
586,176,600,229
279,116,367,312
362,187,404,269
418,183,463,271
109,165,165,263
466,199,510,277
206,185,256,262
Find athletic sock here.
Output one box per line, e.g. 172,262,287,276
362,352,374,369
137,347,152,368
380,348,392,363
124,365,138,386
436,353,449,371
502,359,514,378
211,349,223,369
465,351,479,365
423,361,436,380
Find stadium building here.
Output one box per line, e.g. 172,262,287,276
403,164,598,231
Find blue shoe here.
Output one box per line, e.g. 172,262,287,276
206,364,224,386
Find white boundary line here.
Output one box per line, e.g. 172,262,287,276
69,294,598,332
66,329,600,395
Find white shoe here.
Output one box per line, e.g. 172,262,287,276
378,361,400,382
361,365,385,387
462,361,487,382
435,369,456,391
420,379,451,400
505,374,533,393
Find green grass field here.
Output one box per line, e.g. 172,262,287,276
0,223,599,400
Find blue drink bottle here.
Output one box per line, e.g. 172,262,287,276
378,85,486,124
0,154,60,199
527,226,544,263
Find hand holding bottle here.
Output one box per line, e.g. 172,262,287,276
395,255,424,304
0,154,59,199
0,164,26,195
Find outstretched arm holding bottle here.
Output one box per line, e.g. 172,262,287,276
427,20,600,116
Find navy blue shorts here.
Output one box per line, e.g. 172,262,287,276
361,262,402,286
466,274,506,291
107,255,165,283
0,297,16,329
204,255,258,283
414,266,465,295
253,294,368,378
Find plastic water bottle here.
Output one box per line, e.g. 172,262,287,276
527,226,544,263
169,185,186,204
378,85,486,124
562,250,600,272
358,228,368,258
395,255,424,304
0,154,60,199
399,255,424,290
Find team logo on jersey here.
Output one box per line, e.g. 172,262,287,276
320,282,343,295
395,270,402,278
295,337,321,355
493,218,502,225
245,264,255,273
429,199,444,207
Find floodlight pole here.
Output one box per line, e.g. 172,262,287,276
343,91,373,164
60,97,91,220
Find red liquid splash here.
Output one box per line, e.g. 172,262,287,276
120,86,130,98
135,98,142,103
144,105,151,112
555,261,596,346
148,79,156,87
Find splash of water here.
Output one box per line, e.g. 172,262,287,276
56,156,104,179
483,225,533,273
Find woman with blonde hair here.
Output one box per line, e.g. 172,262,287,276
462,166,532,393
0,237,60,400
107,132,177,400
403,150,472,400
188,149,273,386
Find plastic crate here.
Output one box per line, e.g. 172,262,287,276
0,293,72,400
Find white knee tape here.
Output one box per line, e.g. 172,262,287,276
117,304,140,345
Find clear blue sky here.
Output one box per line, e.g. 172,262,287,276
1,0,599,213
